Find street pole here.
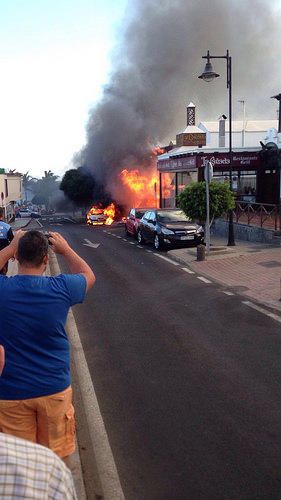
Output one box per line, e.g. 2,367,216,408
198,49,235,246
227,51,235,246
206,178,210,253
204,161,213,253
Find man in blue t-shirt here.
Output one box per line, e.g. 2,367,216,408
0,229,95,458
0,207,14,275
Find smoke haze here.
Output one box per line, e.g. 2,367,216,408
76,0,281,202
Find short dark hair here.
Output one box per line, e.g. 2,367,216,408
0,208,4,218
17,230,49,267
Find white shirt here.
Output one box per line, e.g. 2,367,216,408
0,432,77,499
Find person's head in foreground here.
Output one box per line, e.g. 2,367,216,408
16,230,49,274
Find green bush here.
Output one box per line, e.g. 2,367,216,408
177,181,235,224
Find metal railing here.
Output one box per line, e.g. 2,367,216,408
226,201,281,231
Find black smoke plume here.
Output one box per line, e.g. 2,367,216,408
75,0,281,203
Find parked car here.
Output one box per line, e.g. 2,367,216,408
137,209,204,250
125,208,155,238
16,208,41,219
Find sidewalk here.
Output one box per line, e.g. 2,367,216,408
169,235,281,311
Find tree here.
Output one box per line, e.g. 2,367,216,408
177,181,235,225
21,172,38,204
60,167,110,207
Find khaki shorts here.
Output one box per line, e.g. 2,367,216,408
0,386,75,458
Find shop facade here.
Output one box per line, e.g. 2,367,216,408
157,147,280,208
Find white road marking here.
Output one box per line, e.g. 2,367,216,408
129,242,135,245
137,245,143,249
197,276,212,284
181,267,195,275
82,238,100,249
122,238,127,241
116,236,122,239
154,254,179,266
146,249,153,253
242,301,281,324
222,291,235,296
36,220,43,228
63,217,76,223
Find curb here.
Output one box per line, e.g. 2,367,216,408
48,251,125,500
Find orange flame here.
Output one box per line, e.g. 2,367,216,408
118,146,164,207
152,146,165,156
103,202,116,225
120,168,158,207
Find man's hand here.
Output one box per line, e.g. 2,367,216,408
0,229,24,271
9,230,25,253
48,232,71,255
48,231,95,292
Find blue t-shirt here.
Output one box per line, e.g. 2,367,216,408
0,274,86,399
0,221,13,250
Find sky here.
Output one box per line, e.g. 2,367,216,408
1,0,281,181
0,0,128,178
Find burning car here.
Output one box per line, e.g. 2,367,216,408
87,209,107,225
86,203,116,226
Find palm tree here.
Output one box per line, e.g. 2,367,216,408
22,172,37,203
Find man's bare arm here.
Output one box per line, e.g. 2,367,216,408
48,232,95,292
0,230,24,271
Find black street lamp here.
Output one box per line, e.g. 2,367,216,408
198,50,235,246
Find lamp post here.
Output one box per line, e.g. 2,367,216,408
198,50,235,246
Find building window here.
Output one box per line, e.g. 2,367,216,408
213,170,256,200
162,172,176,208
176,171,197,197
177,173,189,195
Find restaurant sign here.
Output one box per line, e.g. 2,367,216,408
199,152,260,168
157,151,260,172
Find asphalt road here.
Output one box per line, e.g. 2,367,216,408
41,216,281,499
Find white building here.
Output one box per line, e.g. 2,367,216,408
0,170,22,220
198,120,279,149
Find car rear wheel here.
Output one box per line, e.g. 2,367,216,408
137,230,145,245
154,234,163,250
